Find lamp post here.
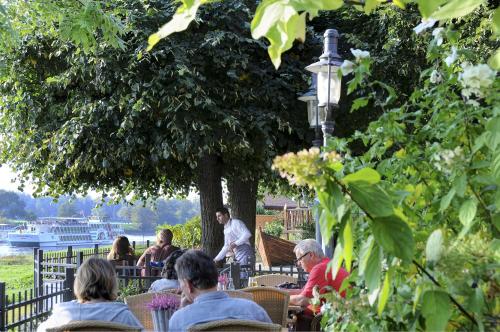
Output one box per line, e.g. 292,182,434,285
305,29,343,147
298,74,325,148
305,29,343,256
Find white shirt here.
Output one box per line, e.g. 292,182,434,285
214,218,251,261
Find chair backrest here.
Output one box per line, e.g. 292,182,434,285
242,287,290,327
310,314,323,331
251,274,297,287
223,290,254,301
124,292,181,331
187,319,282,331
124,292,155,330
45,320,141,332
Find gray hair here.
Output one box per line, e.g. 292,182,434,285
74,257,118,302
174,250,218,290
294,239,324,258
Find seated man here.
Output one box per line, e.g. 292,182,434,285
168,250,271,331
289,239,349,330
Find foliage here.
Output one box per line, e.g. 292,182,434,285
272,3,499,332
150,0,498,70
158,215,202,249
263,219,284,238
299,222,315,240
255,205,280,215
117,281,143,302
0,189,30,219
57,200,78,217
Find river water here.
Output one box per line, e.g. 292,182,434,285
0,234,156,257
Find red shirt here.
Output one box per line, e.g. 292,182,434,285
300,258,349,313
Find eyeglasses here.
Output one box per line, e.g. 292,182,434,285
294,252,310,265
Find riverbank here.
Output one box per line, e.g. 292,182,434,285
0,255,33,295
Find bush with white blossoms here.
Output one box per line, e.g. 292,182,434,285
459,63,496,99
340,48,371,75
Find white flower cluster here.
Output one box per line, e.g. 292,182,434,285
430,70,442,84
340,48,371,76
413,19,437,34
431,27,445,46
432,146,464,173
459,63,496,99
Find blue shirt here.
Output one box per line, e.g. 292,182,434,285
168,291,271,331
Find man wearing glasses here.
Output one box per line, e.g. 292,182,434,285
289,239,349,313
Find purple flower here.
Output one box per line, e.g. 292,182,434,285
218,274,228,284
146,294,181,311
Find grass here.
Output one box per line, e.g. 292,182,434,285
0,254,34,296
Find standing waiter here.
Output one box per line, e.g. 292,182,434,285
213,207,254,266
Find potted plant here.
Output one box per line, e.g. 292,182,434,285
146,293,181,332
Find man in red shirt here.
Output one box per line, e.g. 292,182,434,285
288,239,349,330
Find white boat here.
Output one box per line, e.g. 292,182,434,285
7,216,125,247
0,223,17,242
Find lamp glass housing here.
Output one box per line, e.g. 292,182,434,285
317,69,341,106
307,102,326,128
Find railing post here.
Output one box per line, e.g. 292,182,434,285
0,282,5,332
144,253,151,289
94,244,99,256
229,263,240,289
146,239,150,248
64,268,75,302
132,241,136,251
76,251,84,269
36,249,43,292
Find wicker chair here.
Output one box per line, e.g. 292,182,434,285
250,274,297,287
223,290,254,301
124,292,181,331
242,287,290,327
187,319,282,331
45,320,141,332
310,314,323,331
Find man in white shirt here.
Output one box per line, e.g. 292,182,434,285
213,207,254,266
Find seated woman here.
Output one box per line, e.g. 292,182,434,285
148,249,185,292
37,257,143,332
137,229,179,276
107,236,135,266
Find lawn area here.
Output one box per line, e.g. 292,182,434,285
0,255,33,296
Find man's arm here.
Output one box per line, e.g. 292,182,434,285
289,294,311,307
213,243,229,262
232,219,251,246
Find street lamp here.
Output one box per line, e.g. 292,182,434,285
305,29,343,256
298,74,325,148
305,29,343,147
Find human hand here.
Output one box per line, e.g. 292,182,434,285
229,242,237,250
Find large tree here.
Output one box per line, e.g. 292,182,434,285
0,0,316,256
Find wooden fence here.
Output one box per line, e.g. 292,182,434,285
1,243,306,331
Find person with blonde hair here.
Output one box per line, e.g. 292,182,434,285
107,236,135,265
37,257,143,331
137,229,179,276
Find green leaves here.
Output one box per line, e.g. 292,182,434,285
459,199,477,228
359,236,382,292
372,215,415,263
378,267,393,315
147,0,210,51
250,0,343,68
342,167,381,185
430,0,486,20
348,181,394,217
421,290,451,331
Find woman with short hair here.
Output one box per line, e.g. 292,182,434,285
37,257,143,331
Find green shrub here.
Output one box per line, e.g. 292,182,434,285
299,222,315,240
157,215,201,249
263,219,284,238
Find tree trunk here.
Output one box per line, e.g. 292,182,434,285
197,154,224,258
227,177,258,250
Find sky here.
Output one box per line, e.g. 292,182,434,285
0,165,28,193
